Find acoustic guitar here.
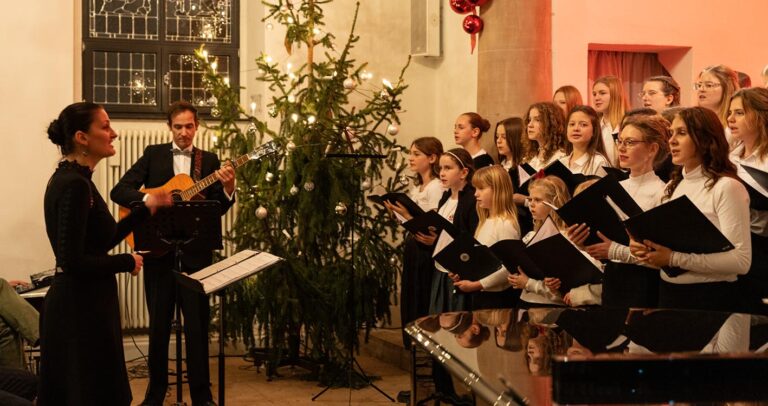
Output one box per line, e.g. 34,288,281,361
119,141,278,249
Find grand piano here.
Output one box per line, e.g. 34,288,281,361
406,307,768,405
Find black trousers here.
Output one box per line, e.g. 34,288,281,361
1,367,36,405
143,257,212,405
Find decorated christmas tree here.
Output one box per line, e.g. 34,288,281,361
194,0,411,380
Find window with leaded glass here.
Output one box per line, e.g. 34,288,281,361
83,0,239,118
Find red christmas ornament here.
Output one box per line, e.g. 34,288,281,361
449,0,473,14
467,0,490,6
462,14,484,34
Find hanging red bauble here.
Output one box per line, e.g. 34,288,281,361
462,14,484,34
467,0,490,6
449,0,473,14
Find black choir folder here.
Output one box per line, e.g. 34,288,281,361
434,218,603,293
433,234,502,281
402,210,458,237
518,160,590,195
556,175,642,246
601,166,630,181
739,164,768,210
623,195,735,255
367,193,425,217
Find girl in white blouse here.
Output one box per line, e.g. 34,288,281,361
384,137,444,344
560,105,611,177
630,107,751,312
583,115,670,307
508,176,570,306
451,165,521,309
523,102,567,171
593,76,628,166
727,87,768,313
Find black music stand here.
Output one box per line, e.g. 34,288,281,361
133,200,222,406
175,249,284,406
312,153,394,403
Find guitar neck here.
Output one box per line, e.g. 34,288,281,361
179,153,249,201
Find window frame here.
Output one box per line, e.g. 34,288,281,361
82,0,240,119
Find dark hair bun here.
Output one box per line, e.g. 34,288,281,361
47,119,65,147
480,118,491,133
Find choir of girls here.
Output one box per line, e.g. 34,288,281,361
389,67,768,322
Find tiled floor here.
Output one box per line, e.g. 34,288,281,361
128,354,410,405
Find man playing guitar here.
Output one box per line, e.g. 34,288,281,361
110,101,234,406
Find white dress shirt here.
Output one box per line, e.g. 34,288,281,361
528,150,566,171
476,217,521,291
664,165,752,284
607,171,666,263
408,178,445,212
600,118,619,166
559,152,610,177
729,142,768,236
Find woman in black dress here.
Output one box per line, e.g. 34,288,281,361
40,102,170,405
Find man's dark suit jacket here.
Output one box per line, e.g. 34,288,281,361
110,142,235,270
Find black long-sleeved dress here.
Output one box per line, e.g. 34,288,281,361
39,160,149,406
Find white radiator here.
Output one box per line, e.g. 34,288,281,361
102,129,236,330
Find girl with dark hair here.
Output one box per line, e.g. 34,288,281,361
728,87,768,312
584,115,670,307
640,76,681,113
454,112,494,168
553,85,584,120
40,103,171,405
523,102,567,170
560,105,611,176
384,137,444,345
384,137,443,347
494,117,533,235
428,148,478,314
593,75,628,166
630,107,751,312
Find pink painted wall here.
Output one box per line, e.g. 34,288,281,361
552,0,768,106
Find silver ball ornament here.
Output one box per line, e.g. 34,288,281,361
387,124,399,136
399,175,411,186
334,202,348,216
289,185,299,195
286,141,296,153
389,255,398,266
303,181,315,192
343,78,356,90
265,172,275,182
255,205,268,219
361,180,372,191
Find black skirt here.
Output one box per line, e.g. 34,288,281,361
38,273,131,406
602,262,660,308
400,237,435,344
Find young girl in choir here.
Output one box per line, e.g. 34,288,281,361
523,102,567,170
640,76,681,114
427,148,478,314
583,115,670,307
451,166,521,309
508,176,569,306
384,137,444,344
494,117,533,235
727,87,768,313
454,112,494,168
630,107,752,312
553,85,584,120
592,75,628,166
696,65,740,129
560,105,611,176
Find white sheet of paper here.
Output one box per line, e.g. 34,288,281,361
518,165,532,187
527,216,559,246
432,229,454,259
189,249,283,294
605,195,630,221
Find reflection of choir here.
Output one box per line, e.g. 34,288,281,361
390,85,768,316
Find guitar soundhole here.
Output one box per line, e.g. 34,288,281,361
171,191,183,202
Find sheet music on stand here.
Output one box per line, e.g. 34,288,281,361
176,250,283,295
